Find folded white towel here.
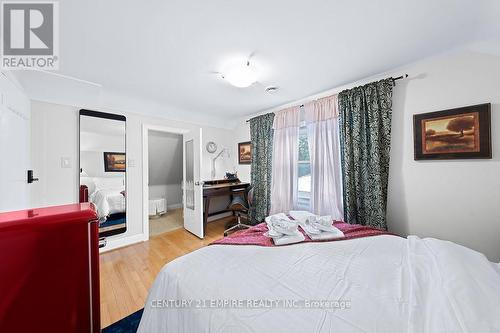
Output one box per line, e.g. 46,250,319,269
315,215,332,226
266,217,298,236
307,229,344,241
289,211,344,241
265,213,297,235
288,211,313,223
265,213,291,222
264,213,304,245
269,218,297,236
272,230,305,246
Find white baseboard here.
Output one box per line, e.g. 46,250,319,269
167,203,183,210
99,233,147,253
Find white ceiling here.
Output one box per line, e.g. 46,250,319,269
12,0,500,126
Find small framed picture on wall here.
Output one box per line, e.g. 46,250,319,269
238,141,252,164
413,103,491,160
104,152,126,172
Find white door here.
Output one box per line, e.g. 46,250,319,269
183,128,204,238
0,74,31,212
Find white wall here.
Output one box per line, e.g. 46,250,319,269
232,50,500,261
232,123,251,183
80,132,125,151
201,127,238,180
80,129,126,179
386,51,500,262
80,151,125,178
0,73,31,212
31,100,237,249
199,127,240,218
148,130,183,208
149,184,182,210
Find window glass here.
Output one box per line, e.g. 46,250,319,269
298,126,310,161
297,125,311,209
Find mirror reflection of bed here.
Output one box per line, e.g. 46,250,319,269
147,130,184,237
79,110,127,237
83,176,126,236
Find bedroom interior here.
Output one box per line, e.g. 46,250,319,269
0,0,499,332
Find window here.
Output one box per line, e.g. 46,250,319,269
297,125,311,210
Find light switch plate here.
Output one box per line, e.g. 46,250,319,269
127,158,135,167
61,157,71,168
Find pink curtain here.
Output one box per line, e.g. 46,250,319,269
270,106,300,214
303,95,343,220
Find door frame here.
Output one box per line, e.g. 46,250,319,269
142,124,189,242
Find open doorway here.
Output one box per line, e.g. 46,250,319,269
147,129,184,237
143,124,204,241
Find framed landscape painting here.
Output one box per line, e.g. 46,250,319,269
104,152,126,171
238,142,252,164
413,103,491,160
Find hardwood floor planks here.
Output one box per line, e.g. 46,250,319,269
99,217,230,328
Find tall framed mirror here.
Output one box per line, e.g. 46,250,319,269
79,109,127,237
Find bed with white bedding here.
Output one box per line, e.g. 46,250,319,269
82,177,125,219
90,187,125,219
138,234,500,333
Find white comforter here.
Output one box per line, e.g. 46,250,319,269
138,235,500,333
89,187,125,219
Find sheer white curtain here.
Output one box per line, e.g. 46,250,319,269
304,95,344,220
270,106,300,214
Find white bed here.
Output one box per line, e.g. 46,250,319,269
138,235,500,333
90,188,125,219
82,177,125,219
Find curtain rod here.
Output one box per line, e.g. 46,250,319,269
245,74,408,123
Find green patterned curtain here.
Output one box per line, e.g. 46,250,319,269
249,113,275,223
338,78,393,230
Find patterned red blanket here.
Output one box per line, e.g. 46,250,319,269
211,221,393,247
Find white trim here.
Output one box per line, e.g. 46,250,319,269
142,123,189,243
99,233,146,253
30,69,103,87
0,71,26,92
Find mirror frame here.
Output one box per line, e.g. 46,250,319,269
79,109,127,237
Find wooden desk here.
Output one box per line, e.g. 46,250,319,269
203,180,250,233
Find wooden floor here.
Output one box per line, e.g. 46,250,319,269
99,217,231,328
149,208,183,237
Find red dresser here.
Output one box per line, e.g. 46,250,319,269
0,203,100,333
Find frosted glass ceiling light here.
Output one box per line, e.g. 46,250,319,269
222,61,258,88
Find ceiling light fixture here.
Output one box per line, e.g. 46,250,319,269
222,60,258,88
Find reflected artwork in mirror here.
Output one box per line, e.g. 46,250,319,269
79,109,127,237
